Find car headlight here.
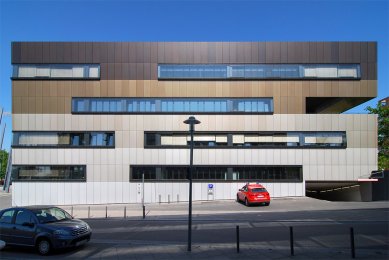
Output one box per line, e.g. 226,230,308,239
85,223,91,230
54,229,71,236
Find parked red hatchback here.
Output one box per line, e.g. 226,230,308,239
237,183,270,206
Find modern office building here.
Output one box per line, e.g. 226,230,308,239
10,42,377,205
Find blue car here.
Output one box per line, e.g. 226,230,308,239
0,206,92,255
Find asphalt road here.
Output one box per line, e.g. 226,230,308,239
1,199,388,259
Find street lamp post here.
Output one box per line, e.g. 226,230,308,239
183,116,201,252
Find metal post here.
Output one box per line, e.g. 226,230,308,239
88,206,90,218
0,123,6,150
0,108,3,126
236,225,240,253
71,206,73,216
188,124,194,252
143,205,145,219
183,116,200,252
142,173,145,206
124,206,126,218
350,227,355,258
168,194,170,204
290,226,294,256
105,206,108,218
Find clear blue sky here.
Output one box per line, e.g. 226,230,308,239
0,0,388,150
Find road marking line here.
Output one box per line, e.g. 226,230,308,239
360,235,388,245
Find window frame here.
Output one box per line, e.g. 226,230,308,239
144,131,347,149
11,165,87,182
72,97,274,115
130,165,303,183
158,64,361,80
12,131,115,149
11,64,100,80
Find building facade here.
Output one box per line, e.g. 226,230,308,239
11,42,378,205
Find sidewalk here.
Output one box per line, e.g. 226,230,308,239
57,197,389,220
70,242,388,259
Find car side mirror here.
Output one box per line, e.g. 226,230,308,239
22,222,35,228
238,189,242,192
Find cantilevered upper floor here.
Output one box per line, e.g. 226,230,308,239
11,42,377,114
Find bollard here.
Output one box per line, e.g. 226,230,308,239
88,206,90,218
350,227,355,258
71,206,73,216
105,206,108,218
177,194,179,202
236,225,240,253
124,206,126,219
289,226,294,256
168,195,170,204
159,195,161,204
143,205,146,219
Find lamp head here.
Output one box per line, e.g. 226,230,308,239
183,116,201,125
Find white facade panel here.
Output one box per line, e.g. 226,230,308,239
11,114,377,206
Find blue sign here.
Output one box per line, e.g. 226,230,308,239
208,184,214,189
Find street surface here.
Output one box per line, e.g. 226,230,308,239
0,196,388,259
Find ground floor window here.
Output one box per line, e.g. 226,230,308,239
11,165,86,182
130,165,302,182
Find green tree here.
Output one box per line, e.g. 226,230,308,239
0,149,9,179
366,102,389,170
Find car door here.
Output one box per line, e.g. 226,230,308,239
239,185,247,201
242,186,249,200
13,209,37,246
0,209,16,244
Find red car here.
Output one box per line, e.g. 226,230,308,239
237,183,270,206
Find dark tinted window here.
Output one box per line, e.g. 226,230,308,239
0,209,15,224
15,210,35,225
131,166,302,182
13,132,114,148
251,188,267,192
12,165,86,181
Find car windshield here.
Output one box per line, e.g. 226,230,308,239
33,207,72,224
251,188,267,192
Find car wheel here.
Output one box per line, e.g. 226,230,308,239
37,238,51,255
236,195,240,202
264,202,270,206
245,198,250,207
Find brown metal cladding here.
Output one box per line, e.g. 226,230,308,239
330,42,339,63
114,42,122,63
122,42,129,63
309,42,317,63
150,42,158,63
71,43,79,63
107,42,115,63
63,43,72,63
11,41,376,80
12,42,21,64
251,42,259,63
42,42,50,63
280,42,288,63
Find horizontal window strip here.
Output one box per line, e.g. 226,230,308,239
158,64,361,80
145,131,347,148
12,132,114,148
72,98,273,114
130,165,302,182
12,64,100,79
12,165,86,182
